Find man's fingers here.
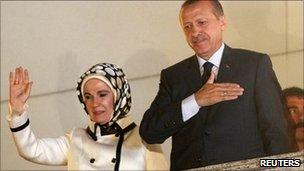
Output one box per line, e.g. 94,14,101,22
213,82,241,88
218,89,243,96
208,85,244,95
207,87,244,104
205,94,239,106
197,81,245,106
221,95,239,101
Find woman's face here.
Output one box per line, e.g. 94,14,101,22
83,78,114,124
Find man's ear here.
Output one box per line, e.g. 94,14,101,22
219,15,227,31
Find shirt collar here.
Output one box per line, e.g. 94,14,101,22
197,43,225,69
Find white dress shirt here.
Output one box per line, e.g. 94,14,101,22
181,43,225,122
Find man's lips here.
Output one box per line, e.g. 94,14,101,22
294,121,304,129
296,127,304,131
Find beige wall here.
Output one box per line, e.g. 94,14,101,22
1,1,303,170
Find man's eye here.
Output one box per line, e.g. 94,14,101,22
289,108,297,115
198,21,207,25
184,25,191,30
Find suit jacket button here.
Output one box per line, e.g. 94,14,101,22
111,158,116,163
90,158,95,163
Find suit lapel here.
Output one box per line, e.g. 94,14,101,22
217,45,235,82
185,55,203,94
207,45,238,121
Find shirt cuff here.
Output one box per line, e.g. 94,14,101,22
6,109,29,129
181,94,200,122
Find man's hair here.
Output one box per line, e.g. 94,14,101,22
281,86,303,151
282,87,304,99
181,0,224,18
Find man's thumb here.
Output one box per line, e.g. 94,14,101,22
207,72,215,84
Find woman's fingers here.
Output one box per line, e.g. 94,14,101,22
9,72,14,86
14,67,19,85
20,67,24,84
10,67,31,96
24,69,29,84
10,67,29,85
18,67,24,84
24,82,33,99
9,67,32,114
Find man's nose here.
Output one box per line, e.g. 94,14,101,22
299,113,304,121
191,25,201,37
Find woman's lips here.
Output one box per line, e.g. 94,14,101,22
93,110,105,115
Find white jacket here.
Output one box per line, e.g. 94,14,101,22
7,111,168,170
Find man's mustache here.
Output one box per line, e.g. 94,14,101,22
191,34,208,43
294,120,304,129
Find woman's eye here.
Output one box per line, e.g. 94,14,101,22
99,93,107,97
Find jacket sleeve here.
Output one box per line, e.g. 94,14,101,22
139,69,185,144
255,54,292,155
6,111,70,165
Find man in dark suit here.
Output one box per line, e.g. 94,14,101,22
139,0,291,170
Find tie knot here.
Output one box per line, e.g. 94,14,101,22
203,62,214,73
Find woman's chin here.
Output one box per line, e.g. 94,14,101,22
91,117,110,124
89,111,112,124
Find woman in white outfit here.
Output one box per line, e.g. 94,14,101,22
7,63,167,170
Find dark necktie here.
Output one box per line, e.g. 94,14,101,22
202,61,214,84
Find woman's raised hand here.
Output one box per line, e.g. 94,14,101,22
9,67,33,114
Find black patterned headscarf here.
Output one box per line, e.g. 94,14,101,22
76,63,131,124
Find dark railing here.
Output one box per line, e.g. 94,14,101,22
188,150,304,170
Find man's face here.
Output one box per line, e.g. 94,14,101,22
180,1,226,59
286,96,304,141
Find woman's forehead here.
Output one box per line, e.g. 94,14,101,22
84,78,111,91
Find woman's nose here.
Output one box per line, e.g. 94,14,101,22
93,97,101,107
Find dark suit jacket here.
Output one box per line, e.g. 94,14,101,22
139,45,291,170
